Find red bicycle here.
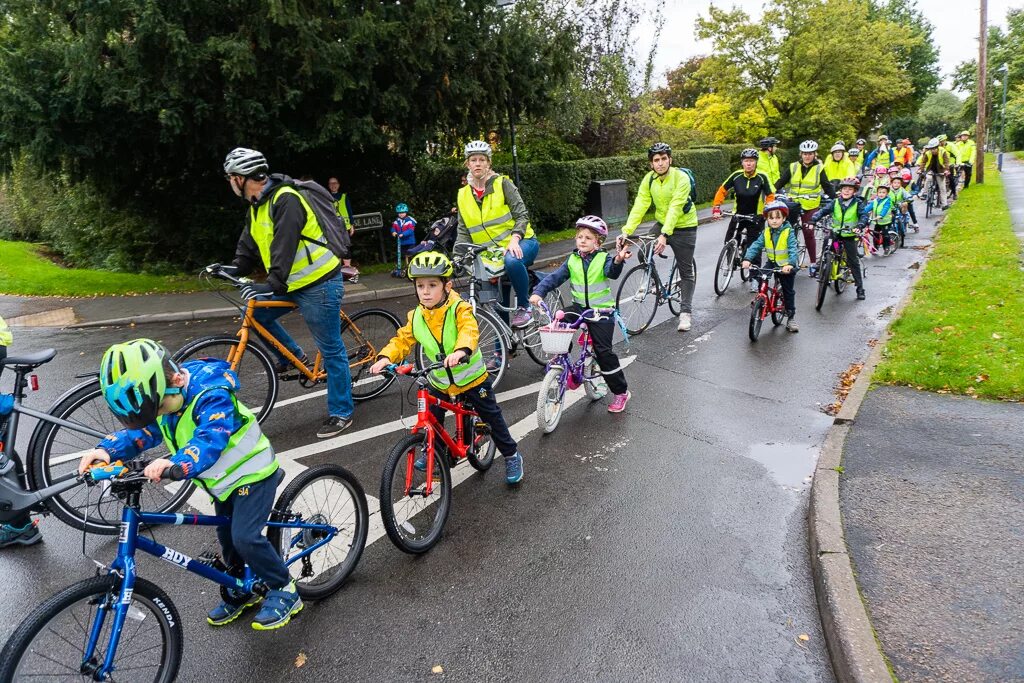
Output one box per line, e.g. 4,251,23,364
747,266,788,342
378,361,496,554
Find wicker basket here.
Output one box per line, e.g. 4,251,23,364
538,325,574,355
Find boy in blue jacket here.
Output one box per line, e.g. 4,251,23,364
741,200,800,332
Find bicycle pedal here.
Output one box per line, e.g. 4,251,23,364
279,372,302,382
197,551,228,572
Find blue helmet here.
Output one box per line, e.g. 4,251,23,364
396,203,409,213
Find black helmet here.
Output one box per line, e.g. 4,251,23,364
739,148,759,160
759,137,779,149
648,142,672,160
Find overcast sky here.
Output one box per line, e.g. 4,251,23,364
635,0,1022,91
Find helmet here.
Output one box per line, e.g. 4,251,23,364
223,148,268,177
888,167,901,175
878,134,890,142
902,138,911,144
959,130,970,137
799,140,818,153
408,251,453,279
901,169,912,181
834,140,846,147
875,184,889,192
838,177,860,189
575,215,608,237
830,143,847,153
856,138,866,145
100,339,178,430
463,140,492,159
648,142,672,159
937,134,948,142
758,137,779,148
849,148,860,157
874,166,888,176
395,203,409,213
762,200,789,218
739,148,759,160
925,138,939,149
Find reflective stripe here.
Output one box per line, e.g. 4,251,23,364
788,162,822,210
288,247,337,286
764,226,791,265
567,251,616,308
832,200,861,236
412,302,487,393
456,177,534,247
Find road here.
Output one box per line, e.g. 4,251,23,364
0,210,939,681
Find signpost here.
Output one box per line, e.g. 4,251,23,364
351,212,388,262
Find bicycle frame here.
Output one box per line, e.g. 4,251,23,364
405,384,477,498
751,270,785,318
623,235,676,299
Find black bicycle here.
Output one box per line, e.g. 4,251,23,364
713,211,756,295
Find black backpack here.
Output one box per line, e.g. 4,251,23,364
275,175,352,259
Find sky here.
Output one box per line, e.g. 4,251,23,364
636,0,1022,91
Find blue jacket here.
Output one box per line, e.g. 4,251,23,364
392,216,418,246
863,148,894,170
744,222,800,266
865,196,893,222
811,197,869,231
532,248,624,299
97,360,243,478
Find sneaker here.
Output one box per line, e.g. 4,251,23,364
317,415,352,439
749,279,759,293
274,353,308,375
208,588,261,626
676,312,692,332
607,391,631,413
808,264,818,278
786,315,799,333
0,520,42,548
856,290,866,301
252,581,303,631
510,307,532,328
504,452,524,485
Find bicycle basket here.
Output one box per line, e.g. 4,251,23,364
477,280,499,304
538,324,574,355
473,248,506,280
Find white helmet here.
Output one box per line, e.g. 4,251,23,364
223,148,268,177
464,140,492,159
799,140,818,153
925,137,939,149
830,143,846,153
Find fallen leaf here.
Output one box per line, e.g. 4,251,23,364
933,327,943,334
992,333,1002,340
295,652,307,668
432,665,444,674
798,634,810,642
975,374,989,383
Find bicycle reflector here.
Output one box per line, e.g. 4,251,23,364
29,375,39,391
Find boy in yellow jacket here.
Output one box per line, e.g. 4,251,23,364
370,251,523,484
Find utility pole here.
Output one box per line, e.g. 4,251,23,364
976,0,988,183
999,63,1009,170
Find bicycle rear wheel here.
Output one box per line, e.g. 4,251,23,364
666,264,683,316
713,242,737,295
885,230,900,255
173,335,277,423
464,412,495,472
343,308,401,401
583,357,608,400
748,297,765,342
266,464,368,601
379,432,452,554
616,264,659,335
536,367,566,434
815,253,832,311
0,575,182,683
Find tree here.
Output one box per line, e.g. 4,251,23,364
655,56,714,109
866,0,940,119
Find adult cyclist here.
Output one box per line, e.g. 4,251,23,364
221,148,355,439
916,138,951,210
954,130,976,189
710,148,774,280
823,142,857,191
775,140,836,277
756,137,782,188
622,142,699,332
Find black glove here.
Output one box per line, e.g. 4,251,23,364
219,264,241,277
239,282,274,301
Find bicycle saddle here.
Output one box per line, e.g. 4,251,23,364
1,348,57,369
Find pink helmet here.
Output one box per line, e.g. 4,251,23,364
575,215,608,237
874,166,889,176
901,169,913,182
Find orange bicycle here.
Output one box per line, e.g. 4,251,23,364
173,266,401,423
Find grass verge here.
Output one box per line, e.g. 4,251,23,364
0,241,197,296
874,156,1024,400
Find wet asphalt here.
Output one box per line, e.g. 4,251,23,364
0,209,941,681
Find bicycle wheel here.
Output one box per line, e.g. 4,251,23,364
343,308,401,401
523,288,565,366
834,259,849,294
536,367,566,434
173,335,277,423
28,380,194,535
885,231,900,255
815,253,832,311
616,264,659,335
463,412,495,472
925,189,933,219
771,293,785,326
379,432,452,554
713,242,737,295
0,575,182,683
583,357,608,400
666,264,683,316
266,464,368,601
748,297,765,342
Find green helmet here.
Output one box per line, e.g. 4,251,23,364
937,134,948,142
408,251,454,279
100,339,179,429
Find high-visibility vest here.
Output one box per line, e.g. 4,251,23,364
757,152,781,187
457,177,534,248
787,162,823,210
159,390,277,502
870,196,893,225
334,192,351,229
567,251,615,309
823,157,856,184
412,304,487,393
763,225,792,265
0,315,10,347
249,186,341,292
832,199,861,236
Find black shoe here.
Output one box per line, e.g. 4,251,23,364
317,416,352,439
856,290,866,301
275,354,308,375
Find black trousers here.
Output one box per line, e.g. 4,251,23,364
838,236,864,292
961,162,973,189
214,468,291,590
429,377,517,458
568,305,627,395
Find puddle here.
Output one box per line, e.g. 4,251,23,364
746,442,819,489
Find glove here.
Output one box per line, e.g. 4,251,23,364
219,264,241,277
239,282,274,301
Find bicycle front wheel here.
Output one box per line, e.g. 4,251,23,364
536,367,566,434
380,432,452,554
28,379,194,535
343,308,401,401
616,264,659,335
748,297,765,342
0,575,182,683
173,335,278,423
815,253,832,311
714,242,737,296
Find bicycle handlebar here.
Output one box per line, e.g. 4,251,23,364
203,264,251,287
86,459,185,484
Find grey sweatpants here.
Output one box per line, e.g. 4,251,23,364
665,228,697,314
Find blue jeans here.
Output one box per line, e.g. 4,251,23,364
504,237,539,307
254,275,354,419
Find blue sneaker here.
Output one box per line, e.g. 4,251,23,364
0,520,42,548
504,452,524,485
207,588,260,626
252,581,303,631
808,264,818,278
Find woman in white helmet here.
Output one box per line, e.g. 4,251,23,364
775,140,836,276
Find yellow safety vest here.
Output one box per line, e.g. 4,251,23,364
412,303,487,393
787,162,823,210
0,315,11,347
823,157,856,184
334,192,351,230
832,199,861,236
764,225,792,266
567,251,615,309
457,177,534,248
757,152,781,188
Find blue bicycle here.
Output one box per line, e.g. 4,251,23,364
0,459,369,681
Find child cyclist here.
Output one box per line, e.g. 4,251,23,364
369,252,524,484
76,339,300,630
741,200,800,333
865,184,895,251
529,215,633,413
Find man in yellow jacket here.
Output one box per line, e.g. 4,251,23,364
954,131,976,189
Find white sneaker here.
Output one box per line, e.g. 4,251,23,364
677,312,691,331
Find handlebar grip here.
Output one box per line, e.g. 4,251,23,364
162,465,186,481
396,364,414,375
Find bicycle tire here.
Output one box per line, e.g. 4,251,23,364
666,265,683,316
464,412,495,472
748,297,765,342
266,464,369,601
583,357,608,400
536,367,565,434
615,263,659,335
379,432,452,554
885,230,900,255
815,253,832,311
523,289,565,366
28,380,194,535
713,242,737,295
771,297,785,326
344,308,401,401
173,335,278,423
0,575,182,683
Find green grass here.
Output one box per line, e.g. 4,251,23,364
875,156,1024,400
0,240,197,296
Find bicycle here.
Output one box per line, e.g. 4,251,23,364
746,267,788,342
713,211,756,295
815,229,861,311
0,458,369,681
918,171,940,219
0,349,195,535
868,216,899,256
614,233,696,335
173,265,402,423
535,306,611,433
377,361,496,554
